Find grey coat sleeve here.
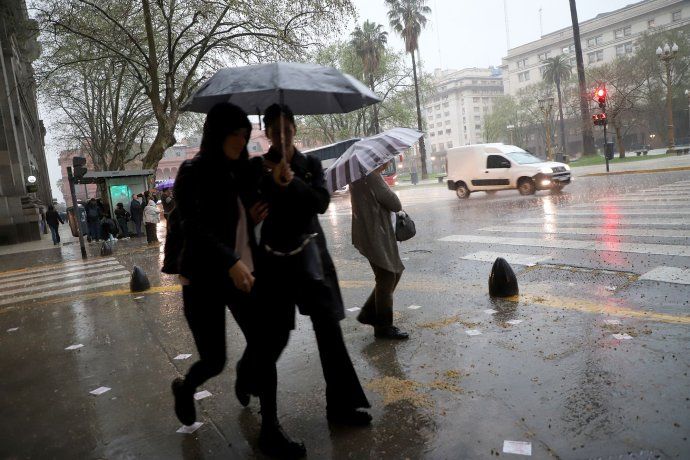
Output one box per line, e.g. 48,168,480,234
371,173,402,213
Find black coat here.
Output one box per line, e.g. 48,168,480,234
130,199,143,222
45,210,63,227
260,147,345,322
174,152,262,283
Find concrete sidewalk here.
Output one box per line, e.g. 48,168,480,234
0,224,79,257
571,153,690,177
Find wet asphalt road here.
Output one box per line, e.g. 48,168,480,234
0,170,688,459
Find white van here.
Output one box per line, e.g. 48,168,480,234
445,143,571,199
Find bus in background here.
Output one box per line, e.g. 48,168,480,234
381,160,398,187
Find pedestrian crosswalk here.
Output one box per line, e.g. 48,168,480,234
439,179,690,285
0,257,130,307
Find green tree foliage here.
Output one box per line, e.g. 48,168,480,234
385,0,431,177
351,21,388,134
542,55,572,155
34,0,354,171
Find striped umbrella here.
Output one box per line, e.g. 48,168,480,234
325,128,424,193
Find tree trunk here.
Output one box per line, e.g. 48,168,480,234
569,0,595,156
143,117,176,170
556,79,567,157
369,73,380,134
614,121,625,158
411,49,428,179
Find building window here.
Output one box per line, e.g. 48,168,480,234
517,58,528,69
518,70,530,82
474,115,481,121
430,132,435,137
473,97,480,103
444,111,450,117
446,129,451,134
540,66,548,76
562,44,575,54
672,10,681,22
648,18,655,28
474,106,480,112
538,51,551,61
431,144,436,152
482,97,489,103
475,124,482,130
587,50,604,64
434,104,440,110
436,122,442,127
436,114,441,119
616,42,633,56
587,35,603,48
447,141,453,148
443,102,450,107
614,26,631,39
445,120,451,125
437,131,443,136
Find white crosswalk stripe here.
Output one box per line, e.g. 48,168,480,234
438,180,690,286
0,257,130,307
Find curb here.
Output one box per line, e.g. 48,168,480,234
581,166,690,177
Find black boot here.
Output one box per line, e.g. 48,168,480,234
235,362,251,407
374,325,409,340
171,378,196,426
327,408,372,426
259,422,306,459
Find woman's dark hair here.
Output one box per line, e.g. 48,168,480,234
116,203,123,208
200,102,252,160
48,205,54,211
263,104,295,133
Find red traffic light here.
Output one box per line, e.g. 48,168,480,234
595,86,607,105
592,113,607,126
596,88,606,98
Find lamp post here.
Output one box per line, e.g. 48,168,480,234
657,42,679,151
685,89,690,143
538,97,555,160
649,133,656,148
506,124,515,145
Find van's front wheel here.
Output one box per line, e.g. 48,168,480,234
456,182,470,199
518,178,536,195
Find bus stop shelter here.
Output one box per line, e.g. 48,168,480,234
77,169,154,219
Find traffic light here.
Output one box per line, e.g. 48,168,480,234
595,86,607,108
72,156,87,180
592,113,607,126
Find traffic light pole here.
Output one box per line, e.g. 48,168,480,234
67,167,88,259
603,120,609,173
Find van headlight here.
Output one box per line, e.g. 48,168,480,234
564,164,571,171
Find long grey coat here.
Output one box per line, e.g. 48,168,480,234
350,172,405,273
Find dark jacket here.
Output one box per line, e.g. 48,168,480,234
174,152,262,283
260,147,345,321
85,202,100,222
45,209,64,227
130,199,143,222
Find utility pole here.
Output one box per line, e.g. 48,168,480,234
569,0,596,156
67,166,87,259
657,43,679,151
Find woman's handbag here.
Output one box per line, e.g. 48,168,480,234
264,233,324,281
395,211,416,242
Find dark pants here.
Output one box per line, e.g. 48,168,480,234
182,282,289,424
361,263,403,328
133,219,142,237
49,224,60,244
87,220,100,241
116,218,128,237
257,257,370,413
145,223,158,243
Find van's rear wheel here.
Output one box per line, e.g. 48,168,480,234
518,178,536,195
456,182,470,199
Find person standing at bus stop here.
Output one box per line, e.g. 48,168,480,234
130,194,144,237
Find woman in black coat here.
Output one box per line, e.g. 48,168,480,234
171,102,303,458
258,104,371,427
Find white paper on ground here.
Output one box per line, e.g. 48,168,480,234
133,296,145,300
7,327,18,332
408,305,422,310
605,286,617,291
604,319,621,325
65,344,84,350
194,390,212,401
506,320,523,325
89,386,111,396
177,422,203,434
401,257,410,261
483,309,498,315
612,333,633,340
465,329,482,336
174,354,192,360
503,440,532,456
346,307,361,312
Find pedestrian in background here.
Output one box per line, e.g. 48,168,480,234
350,162,408,340
45,205,64,245
162,189,175,220
114,203,130,238
143,199,160,243
130,194,144,237
85,198,101,242
259,103,371,430
100,212,119,240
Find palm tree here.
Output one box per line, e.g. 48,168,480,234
385,0,431,178
569,0,596,155
351,21,388,135
542,55,572,158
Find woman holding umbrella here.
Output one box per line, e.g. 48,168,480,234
257,103,371,427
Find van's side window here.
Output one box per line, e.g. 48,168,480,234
487,155,510,169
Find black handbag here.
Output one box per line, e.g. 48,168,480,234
395,211,416,242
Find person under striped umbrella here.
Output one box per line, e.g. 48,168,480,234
325,128,424,193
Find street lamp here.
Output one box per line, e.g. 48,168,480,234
538,97,555,160
685,89,690,141
656,42,679,151
506,124,515,145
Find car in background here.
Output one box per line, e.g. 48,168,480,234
445,143,571,199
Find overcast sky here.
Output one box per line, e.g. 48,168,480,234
43,0,635,202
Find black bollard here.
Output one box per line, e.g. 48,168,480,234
488,257,519,297
130,265,151,292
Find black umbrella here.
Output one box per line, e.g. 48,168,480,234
181,62,381,115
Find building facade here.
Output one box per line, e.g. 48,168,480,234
422,67,504,171
0,0,52,244
501,0,690,95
